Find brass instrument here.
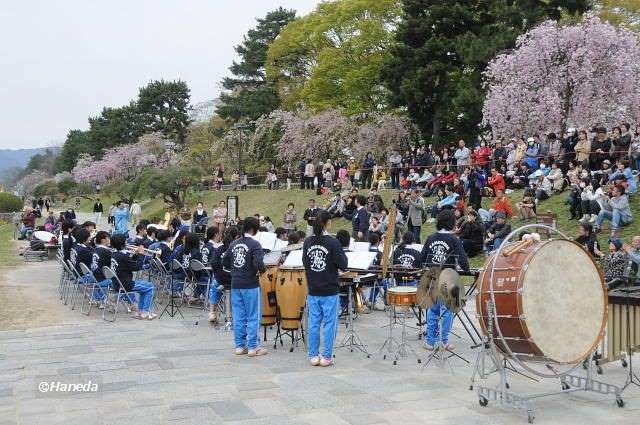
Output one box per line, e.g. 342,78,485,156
126,244,161,256
168,228,182,250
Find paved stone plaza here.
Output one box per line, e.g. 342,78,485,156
0,261,638,425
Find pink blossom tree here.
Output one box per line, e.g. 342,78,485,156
483,17,640,138
72,132,171,184
254,109,419,162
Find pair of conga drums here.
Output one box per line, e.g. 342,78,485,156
476,238,607,374
258,267,308,330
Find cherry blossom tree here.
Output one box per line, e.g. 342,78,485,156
253,109,419,162
72,132,171,184
483,17,640,138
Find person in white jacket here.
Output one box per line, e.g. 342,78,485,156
546,162,564,192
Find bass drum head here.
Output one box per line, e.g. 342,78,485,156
521,240,606,364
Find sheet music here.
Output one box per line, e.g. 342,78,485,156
255,231,277,251
350,241,371,252
263,251,282,266
274,238,289,251
282,250,304,268
346,251,378,270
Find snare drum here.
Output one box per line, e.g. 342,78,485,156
388,286,417,307
275,268,308,330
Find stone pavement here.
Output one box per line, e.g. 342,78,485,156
0,261,638,425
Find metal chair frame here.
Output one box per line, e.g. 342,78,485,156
101,266,138,322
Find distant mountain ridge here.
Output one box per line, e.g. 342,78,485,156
0,147,59,178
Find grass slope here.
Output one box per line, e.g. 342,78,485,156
0,224,20,267
70,186,639,269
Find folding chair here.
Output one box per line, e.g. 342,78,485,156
66,260,85,310
101,266,137,322
79,263,107,316
189,259,212,310
57,253,70,301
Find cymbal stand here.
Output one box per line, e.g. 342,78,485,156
422,304,469,372
378,305,421,365
619,285,640,394
336,280,370,357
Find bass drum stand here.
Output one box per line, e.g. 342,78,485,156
471,300,623,424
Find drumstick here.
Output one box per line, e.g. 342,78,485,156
502,239,534,257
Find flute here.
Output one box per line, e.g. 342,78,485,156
125,244,161,256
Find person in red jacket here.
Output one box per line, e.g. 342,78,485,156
492,189,513,218
473,141,492,172
487,168,506,195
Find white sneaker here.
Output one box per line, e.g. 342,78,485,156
235,347,248,355
247,347,268,357
319,357,334,367
423,343,434,351
579,215,589,222
374,301,386,311
309,356,320,366
589,214,597,223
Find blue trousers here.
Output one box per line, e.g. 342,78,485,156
425,300,453,346
92,278,111,301
208,278,222,305
130,280,155,313
307,294,339,359
231,287,261,350
596,209,632,230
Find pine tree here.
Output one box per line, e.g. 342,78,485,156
216,7,296,123
381,0,590,145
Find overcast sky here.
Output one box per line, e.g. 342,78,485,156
0,0,321,150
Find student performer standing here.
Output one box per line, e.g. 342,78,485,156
222,217,267,356
302,210,348,367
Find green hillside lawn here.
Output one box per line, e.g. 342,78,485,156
0,224,20,267
69,186,640,269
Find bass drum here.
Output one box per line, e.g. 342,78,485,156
477,239,607,371
275,268,308,331
259,266,278,326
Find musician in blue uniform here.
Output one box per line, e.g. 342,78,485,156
343,195,369,241
392,232,423,286
70,228,94,278
61,221,75,264
110,234,156,320
90,231,113,302
128,224,150,247
222,217,267,356
211,226,237,323
156,230,173,265
201,226,223,323
303,210,348,367
420,209,469,351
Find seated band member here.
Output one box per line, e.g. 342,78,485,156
70,228,94,280
90,231,113,303
303,210,348,367
110,234,156,320
156,230,173,265
420,210,470,351
180,232,209,304
222,217,267,356
61,221,76,264
202,226,223,322
392,231,422,286
128,224,149,247
211,226,238,322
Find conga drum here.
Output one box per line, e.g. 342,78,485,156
477,239,607,367
276,268,308,330
259,266,278,326
388,286,417,307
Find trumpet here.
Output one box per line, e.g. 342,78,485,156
126,244,161,256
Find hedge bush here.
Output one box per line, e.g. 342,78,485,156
0,192,23,213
